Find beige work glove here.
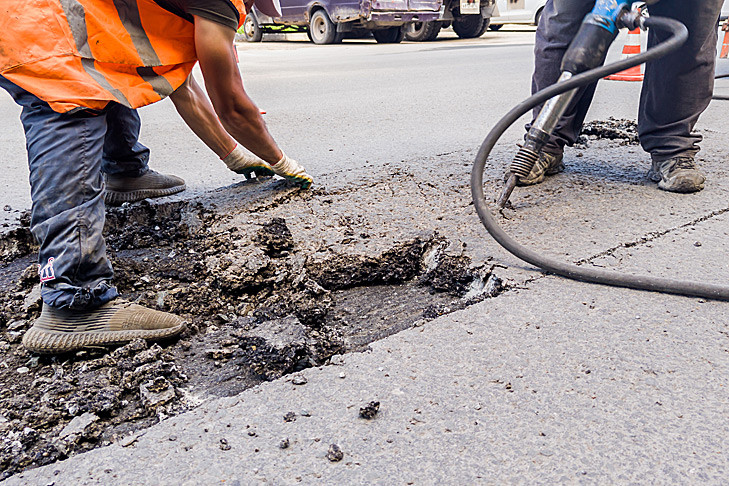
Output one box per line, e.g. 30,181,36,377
222,145,274,180
271,153,313,189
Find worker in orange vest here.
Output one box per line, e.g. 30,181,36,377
0,0,312,354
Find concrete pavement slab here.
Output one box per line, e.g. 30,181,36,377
7,273,728,485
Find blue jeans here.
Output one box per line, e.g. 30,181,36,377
0,75,150,309
532,0,723,161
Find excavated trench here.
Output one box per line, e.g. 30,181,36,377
0,117,640,479
0,194,503,479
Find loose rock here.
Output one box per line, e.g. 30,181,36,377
359,401,380,420
326,443,344,462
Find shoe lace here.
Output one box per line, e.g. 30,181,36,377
671,157,697,171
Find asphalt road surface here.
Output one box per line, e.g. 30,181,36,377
3,27,729,484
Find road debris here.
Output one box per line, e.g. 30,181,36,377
291,375,308,385
326,443,344,462
0,172,504,479
359,401,380,420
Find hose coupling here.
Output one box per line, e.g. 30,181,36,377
618,9,646,31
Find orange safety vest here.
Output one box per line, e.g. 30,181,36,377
0,0,245,113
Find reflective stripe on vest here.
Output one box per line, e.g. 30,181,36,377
0,0,243,113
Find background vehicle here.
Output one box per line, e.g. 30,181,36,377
243,0,442,44
405,0,496,41
487,0,546,30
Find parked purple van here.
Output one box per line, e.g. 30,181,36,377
242,0,442,44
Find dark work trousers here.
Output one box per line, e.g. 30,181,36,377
531,0,723,162
0,75,150,309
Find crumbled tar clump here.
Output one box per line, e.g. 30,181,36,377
359,401,380,419
255,217,294,256
326,443,344,462
579,117,639,144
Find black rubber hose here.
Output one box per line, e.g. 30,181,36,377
471,16,729,301
713,72,729,100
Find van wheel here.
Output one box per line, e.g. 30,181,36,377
405,21,441,41
452,15,488,39
373,26,405,44
534,7,543,26
309,10,340,44
243,13,263,42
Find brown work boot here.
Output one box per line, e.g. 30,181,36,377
104,170,186,205
515,151,565,186
22,300,185,354
647,156,705,193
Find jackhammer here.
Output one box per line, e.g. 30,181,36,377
471,0,729,301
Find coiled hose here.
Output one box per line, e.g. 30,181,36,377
471,16,729,301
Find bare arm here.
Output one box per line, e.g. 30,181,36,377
192,16,283,164
169,73,236,158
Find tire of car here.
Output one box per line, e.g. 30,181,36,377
373,26,406,43
404,21,441,41
488,23,502,31
243,12,263,42
452,15,488,39
309,10,340,44
534,7,543,26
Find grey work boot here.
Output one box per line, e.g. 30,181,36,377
105,170,186,205
647,156,706,193
22,300,185,354
515,151,565,186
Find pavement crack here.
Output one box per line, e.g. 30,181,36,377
576,206,729,266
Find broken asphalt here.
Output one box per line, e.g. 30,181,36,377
3,121,729,483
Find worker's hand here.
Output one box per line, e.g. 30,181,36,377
223,145,275,180
193,16,283,163
271,153,313,189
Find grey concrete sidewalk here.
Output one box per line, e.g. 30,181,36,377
7,273,728,485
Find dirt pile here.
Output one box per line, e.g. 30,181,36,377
578,117,639,145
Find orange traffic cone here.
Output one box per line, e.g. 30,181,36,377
720,21,729,59
605,27,644,82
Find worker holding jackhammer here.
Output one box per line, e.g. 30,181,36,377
516,0,723,193
0,0,312,354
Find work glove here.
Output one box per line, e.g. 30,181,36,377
271,153,313,189
222,145,275,180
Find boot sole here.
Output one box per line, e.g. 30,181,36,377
658,180,705,193
22,323,185,354
104,184,186,206
648,169,705,193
